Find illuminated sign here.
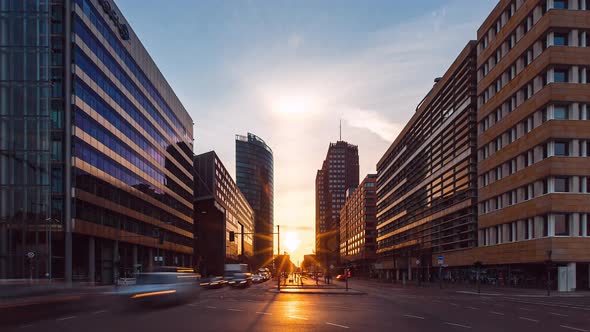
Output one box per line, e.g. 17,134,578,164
98,0,130,40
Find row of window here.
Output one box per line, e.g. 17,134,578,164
481,139,590,188
480,213,590,246
75,0,191,142
480,104,590,162
479,176,590,214
481,29,590,110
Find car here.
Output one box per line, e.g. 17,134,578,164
228,272,252,288
336,274,346,281
200,276,226,289
252,274,262,283
115,266,200,307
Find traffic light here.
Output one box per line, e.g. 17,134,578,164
229,231,235,242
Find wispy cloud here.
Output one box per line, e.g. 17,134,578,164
343,109,403,142
287,33,304,49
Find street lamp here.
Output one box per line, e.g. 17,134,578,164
44,217,59,281
545,250,552,296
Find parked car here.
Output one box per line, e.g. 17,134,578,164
116,266,200,307
200,276,226,289
228,272,252,288
336,274,346,281
252,274,263,283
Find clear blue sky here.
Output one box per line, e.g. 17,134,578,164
117,0,498,263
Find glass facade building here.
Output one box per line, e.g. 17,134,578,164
1,0,194,282
194,151,254,276
235,133,273,268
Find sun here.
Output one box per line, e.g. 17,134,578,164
272,95,315,114
283,231,301,254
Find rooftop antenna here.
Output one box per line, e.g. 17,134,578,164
339,119,342,141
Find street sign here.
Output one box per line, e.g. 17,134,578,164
26,251,35,259
437,255,443,265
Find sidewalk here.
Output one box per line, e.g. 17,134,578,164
351,278,590,298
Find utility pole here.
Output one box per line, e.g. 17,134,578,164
277,225,280,291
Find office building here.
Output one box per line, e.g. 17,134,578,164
442,0,590,291
235,133,274,267
194,151,254,276
375,42,478,281
315,141,359,269
0,0,194,282
339,174,377,276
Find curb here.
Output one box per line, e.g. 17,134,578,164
268,289,366,295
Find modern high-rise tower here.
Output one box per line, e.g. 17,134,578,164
315,141,359,269
235,133,274,267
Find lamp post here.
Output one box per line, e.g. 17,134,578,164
44,218,59,281
545,250,552,297
474,261,483,294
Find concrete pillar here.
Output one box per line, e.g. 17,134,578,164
0,224,6,279
407,257,412,281
148,248,154,268
88,237,95,283
113,240,119,282
570,30,579,47
572,213,581,236
571,103,580,120
571,66,579,83
568,263,577,291
132,245,138,273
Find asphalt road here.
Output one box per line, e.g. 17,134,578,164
3,280,590,332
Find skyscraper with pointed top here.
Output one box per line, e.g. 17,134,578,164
315,137,359,269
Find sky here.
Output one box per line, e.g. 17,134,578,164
117,0,498,265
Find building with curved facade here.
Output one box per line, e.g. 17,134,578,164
235,133,274,267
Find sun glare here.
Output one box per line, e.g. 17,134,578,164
273,95,314,114
283,231,301,253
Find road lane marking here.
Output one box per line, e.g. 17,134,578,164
450,303,458,306
288,315,308,320
403,314,425,320
206,306,217,309
92,310,107,314
326,322,350,329
227,308,243,312
519,317,539,323
256,311,271,315
489,311,504,315
187,303,198,307
466,306,479,310
19,324,34,329
550,312,568,317
432,300,442,304
56,316,76,321
444,322,471,329
560,326,588,332
519,307,533,311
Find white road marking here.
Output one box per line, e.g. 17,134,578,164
444,322,471,329
256,311,272,315
206,306,217,309
466,306,479,310
227,308,243,312
519,317,539,323
450,303,458,306
560,326,588,332
288,315,308,320
403,314,425,320
489,311,504,315
519,307,533,311
56,316,76,321
326,322,350,329
550,312,568,317
187,303,198,307
432,300,442,304
19,324,34,329
92,310,107,314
